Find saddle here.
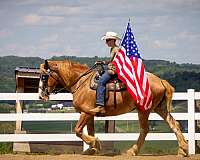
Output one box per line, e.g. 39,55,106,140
90,68,126,108
90,71,126,92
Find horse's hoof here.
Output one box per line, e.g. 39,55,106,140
126,149,136,156
95,138,102,151
178,147,188,157
83,147,97,155
126,145,138,156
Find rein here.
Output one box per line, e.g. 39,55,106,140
70,64,97,93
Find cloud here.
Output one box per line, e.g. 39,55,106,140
153,40,176,49
0,43,36,57
23,14,65,25
161,0,200,10
175,31,200,41
0,0,199,64
23,14,40,25
39,5,81,16
0,29,12,38
40,34,59,43
64,46,80,56
15,0,43,5
47,47,80,58
0,39,80,59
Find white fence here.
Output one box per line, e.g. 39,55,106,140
0,89,200,154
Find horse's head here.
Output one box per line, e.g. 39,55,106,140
38,59,90,100
38,60,60,100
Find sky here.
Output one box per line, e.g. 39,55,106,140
0,0,200,64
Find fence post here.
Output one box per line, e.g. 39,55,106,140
188,89,195,154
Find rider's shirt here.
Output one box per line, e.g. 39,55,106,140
108,46,119,72
110,46,119,62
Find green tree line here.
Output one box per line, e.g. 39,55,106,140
0,56,200,92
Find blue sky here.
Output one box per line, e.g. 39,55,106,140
0,0,200,64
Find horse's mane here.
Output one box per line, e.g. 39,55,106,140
53,60,89,74
70,61,89,71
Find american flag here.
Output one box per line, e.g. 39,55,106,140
112,21,152,111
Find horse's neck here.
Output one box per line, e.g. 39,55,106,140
58,62,89,91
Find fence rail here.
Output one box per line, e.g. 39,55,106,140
0,89,200,154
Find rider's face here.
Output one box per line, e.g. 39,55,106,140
106,39,116,47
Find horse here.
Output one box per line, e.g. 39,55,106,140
38,60,188,156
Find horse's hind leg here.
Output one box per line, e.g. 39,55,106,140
75,112,101,154
127,111,150,156
154,107,188,156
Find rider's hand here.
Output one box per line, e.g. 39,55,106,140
95,61,104,65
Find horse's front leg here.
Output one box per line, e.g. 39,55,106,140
87,116,94,136
83,116,101,155
75,112,101,154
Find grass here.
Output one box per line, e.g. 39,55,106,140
0,122,15,153
115,120,173,133
0,143,13,154
22,121,77,133
114,140,178,155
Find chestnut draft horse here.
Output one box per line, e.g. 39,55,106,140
38,60,188,156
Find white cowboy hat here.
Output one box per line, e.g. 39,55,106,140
101,31,121,40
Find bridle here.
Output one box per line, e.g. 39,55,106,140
39,60,62,97
40,68,60,97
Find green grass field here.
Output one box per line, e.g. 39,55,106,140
114,140,178,155
22,121,77,133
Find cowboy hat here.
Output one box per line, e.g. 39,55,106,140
101,31,121,40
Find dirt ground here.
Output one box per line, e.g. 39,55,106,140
0,154,200,160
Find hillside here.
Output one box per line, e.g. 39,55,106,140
0,56,200,92
0,56,43,92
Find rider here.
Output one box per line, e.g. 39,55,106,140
90,31,121,114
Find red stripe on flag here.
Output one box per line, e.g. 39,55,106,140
112,48,152,111
114,54,138,96
114,50,143,102
113,61,138,101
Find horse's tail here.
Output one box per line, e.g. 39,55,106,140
161,80,175,112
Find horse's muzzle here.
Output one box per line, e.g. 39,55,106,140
39,92,49,101
38,87,49,101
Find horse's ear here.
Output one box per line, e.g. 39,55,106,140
44,60,48,70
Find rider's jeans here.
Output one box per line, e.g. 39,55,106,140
96,71,111,106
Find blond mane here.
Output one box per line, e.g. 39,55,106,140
48,60,89,73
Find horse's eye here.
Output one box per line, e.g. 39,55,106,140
41,74,49,81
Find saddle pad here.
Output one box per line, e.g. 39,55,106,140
90,72,126,91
